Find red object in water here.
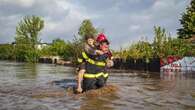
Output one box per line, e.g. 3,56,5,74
167,56,174,64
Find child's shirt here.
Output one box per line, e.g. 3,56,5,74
84,43,97,56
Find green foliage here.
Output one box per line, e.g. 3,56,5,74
50,39,67,56
39,46,55,57
15,36,32,62
141,41,153,62
16,15,44,45
39,38,78,61
116,48,129,60
127,43,144,60
153,26,168,58
127,41,152,60
178,0,195,39
191,44,195,56
153,26,192,57
25,48,40,63
65,36,84,63
15,15,44,62
78,19,97,40
164,38,192,56
0,44,15,60
50,38,76,60
113,41,153,63
116,26,193,59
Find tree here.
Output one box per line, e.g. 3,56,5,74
39,38,77,61
66,19,98,63
127,43,144,63
66,35,84,63
15,15,44,62
153,26,167,58
50,39,66,56
177,0,195,39
16,15,44,46
50,38,74,60
78,19,97,40
164,38,192,57
141,41,153,63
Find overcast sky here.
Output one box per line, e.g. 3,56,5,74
0,0,190,50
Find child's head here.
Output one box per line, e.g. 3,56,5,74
85,35,95,46
99,41,109,52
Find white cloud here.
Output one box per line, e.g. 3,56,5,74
41,0,101,41
42,0,92,38
128,25,140,31
1,0,35,7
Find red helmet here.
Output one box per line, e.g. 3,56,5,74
96,33,107,42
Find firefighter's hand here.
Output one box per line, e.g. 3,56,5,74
106,60,114,67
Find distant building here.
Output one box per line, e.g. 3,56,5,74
35,43,51,50
10,42,51,50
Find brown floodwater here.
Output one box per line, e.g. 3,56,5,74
0,61,195,110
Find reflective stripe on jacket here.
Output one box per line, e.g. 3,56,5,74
78,52,106,66
83,72,108,78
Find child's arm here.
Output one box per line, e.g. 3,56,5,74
84,44,104,55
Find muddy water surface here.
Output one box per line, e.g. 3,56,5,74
0,61,195,110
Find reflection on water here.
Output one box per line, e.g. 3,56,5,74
0,61,195,110
15,63,38,79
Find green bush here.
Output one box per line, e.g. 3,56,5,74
0,44,15,60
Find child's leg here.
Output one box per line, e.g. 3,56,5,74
77,69,85,93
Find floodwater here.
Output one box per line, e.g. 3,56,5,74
0,61,195,110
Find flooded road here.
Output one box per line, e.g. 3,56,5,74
0,61,195,110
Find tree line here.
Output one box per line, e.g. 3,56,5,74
113,26,194,63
